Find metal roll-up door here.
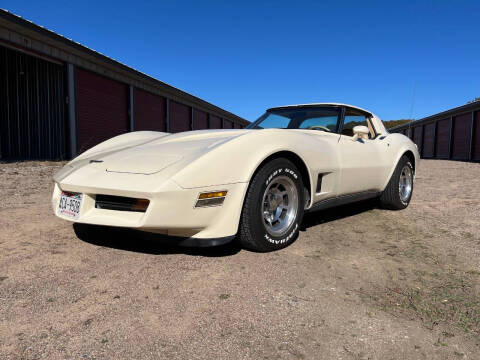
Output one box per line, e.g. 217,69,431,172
473,111,480,161
134,88,166,131
413,126,423,155
451,113,471,160
0,45,66,160
223,119,233,129
170,101,190,133
234,123,243,129
435,119,450,158
422,123,435,158
193,109,208,130
209,115,222,129
76,68,128,153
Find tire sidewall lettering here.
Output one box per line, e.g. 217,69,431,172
262,166,301,245
264,222,299,245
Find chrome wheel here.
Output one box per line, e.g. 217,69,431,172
262,176,298,236
399,165,413,203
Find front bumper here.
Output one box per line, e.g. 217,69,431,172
52,178,248,240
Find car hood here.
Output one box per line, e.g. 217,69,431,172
66,129,250,176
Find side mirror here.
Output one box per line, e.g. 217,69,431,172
352,125,370,141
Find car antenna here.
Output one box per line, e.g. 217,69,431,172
408,81,416,136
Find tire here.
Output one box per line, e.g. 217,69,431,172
379,155,414,210
238,158,305,252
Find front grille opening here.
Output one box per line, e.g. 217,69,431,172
95,194,149,212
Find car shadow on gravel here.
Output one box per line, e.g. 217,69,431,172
73,200,377,257
300,198,378,231
73,224,241,257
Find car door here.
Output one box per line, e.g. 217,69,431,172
294,107,343,204
338,108,389,195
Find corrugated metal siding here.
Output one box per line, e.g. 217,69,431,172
193,109,208,130
413,126,423,154
422,123,435,158
76,68,129,154
169,101,190,133
0,45,66,160
451,113,471,160
234,123,243,129
134,88,166,131
209,115,222,129
473,111,480,161
435,119,450,158
223,119,233,129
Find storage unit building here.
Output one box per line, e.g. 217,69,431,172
390,101,480,162
0,10,249,160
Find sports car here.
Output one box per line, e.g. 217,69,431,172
52,103,419,252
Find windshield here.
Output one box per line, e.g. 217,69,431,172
246,107,340,132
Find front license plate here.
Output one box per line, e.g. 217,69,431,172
58,192,83,219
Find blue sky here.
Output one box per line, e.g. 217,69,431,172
3,1,479,121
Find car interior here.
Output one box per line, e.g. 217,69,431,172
341,109,375,139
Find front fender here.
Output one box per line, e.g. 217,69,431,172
171,130,341,197
380,133,420,190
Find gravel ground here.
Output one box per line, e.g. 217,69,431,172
0,159,479,360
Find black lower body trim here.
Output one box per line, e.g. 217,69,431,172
307,190,380,213
176,235,235,247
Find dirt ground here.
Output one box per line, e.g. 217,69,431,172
1,160,479,360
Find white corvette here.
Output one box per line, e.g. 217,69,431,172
53,103,419,252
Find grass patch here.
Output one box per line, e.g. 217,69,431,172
362,269,480,335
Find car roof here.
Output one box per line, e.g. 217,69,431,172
267,103,373,116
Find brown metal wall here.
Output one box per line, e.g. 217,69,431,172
193,109,208,130
234,122,243,129
435,119,450,158
76,68,128,154
209,115,222,129
451,113,471,160
169,101,191,133
134,88,166,131
223,119,233,129
413,126,423,154
422,123,435,158
473,111,480,161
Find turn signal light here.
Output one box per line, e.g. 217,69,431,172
198,191,227,199
196,191,228,208
132,198,150,212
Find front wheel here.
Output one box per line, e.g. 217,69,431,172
379,155,414,210
238,158,304,252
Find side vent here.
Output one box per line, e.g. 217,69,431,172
316,174,323,193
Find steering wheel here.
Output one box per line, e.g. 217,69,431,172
306,125,331,132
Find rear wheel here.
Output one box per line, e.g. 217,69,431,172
379,155,414,210
238,158,304,252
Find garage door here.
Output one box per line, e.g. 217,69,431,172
134,89,166,131
234,122,243,129
76,68,128,153
0,45,66,160
193,109,208,130
170,101,190,133
209,115,222,129
435,119,450,158
413,126,423,155
422,123,435,158
473,111,480,161
223,119,233,129
451,113,471,160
